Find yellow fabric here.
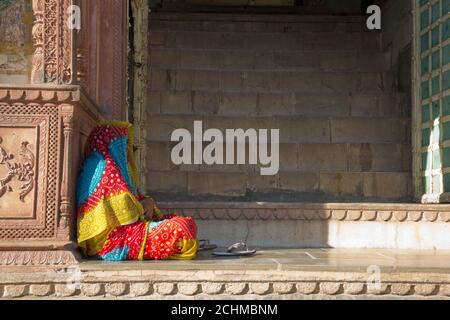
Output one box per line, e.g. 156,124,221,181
138,221,150,261
170,239,199,260
77,120,144,256
77,191,144,256
78,120,198,260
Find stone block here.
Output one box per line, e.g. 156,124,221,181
361,33,381,51
150,48,179,69
319,173,364,197
176,70,220,91
257,93,294,116
349,94,379,116
146,142,176,171
330,118,408,143
179,50,216,69
192,91,220,115
146,115,196,141
278,172,319,192
161,91,192,114
302,32,364,51
377,94,407,117
321,73,360,92
221,51,270,70
149,31,166,46
273,51,320,69
319,52,389,72
358,73,384,93
294,93,350,117
150,69,172,90
218,92,257,116
402,144,412,171
279,118,331,143
147,91,161,115
246,71,280,91
220,71,247,91
299,144,347,171
247,174,279,191
348,143,404,172
281,72,323,92
187,172,247,196
363,172,412,199
278,143,299,171
146,171,188,193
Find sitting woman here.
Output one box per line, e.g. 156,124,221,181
76,121,198,261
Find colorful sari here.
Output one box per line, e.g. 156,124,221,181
76,121,198,261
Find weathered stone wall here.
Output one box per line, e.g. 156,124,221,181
380,0,413,95
0,0,33,84
142,13,412,202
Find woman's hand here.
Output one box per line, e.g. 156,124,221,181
140,198,156,221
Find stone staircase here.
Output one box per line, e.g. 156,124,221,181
145,13,412,203
141,13,444,250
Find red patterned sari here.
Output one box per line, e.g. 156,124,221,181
76,121,198,261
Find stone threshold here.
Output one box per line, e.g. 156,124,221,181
1,248,450,299
158,202,450,223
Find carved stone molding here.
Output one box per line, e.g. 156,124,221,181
0,277,449,299
31,0,75,84
0,250,79,266
0,112,50,232
0,85,99,250
0,138,35,202
159,202,450,223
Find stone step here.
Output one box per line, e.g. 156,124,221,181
150,69,393,94
145,171,412,201
143,115,410,144
150,12,372,33
148,91,408,117
3,248,450,299
145,142,411,173
156,202,450,250
150,48,390,72
150,30,381,51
